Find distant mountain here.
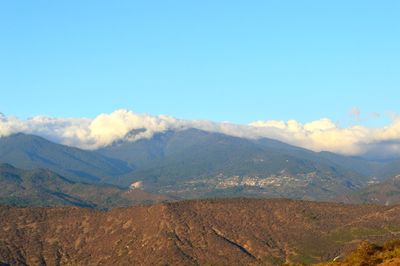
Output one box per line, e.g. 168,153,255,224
255,138,388,178
98,128,372,200
0,163,173,209
0,133,132,183
380,159,400,179
1,199,400,265
317,151,390,178
337,175,400,206
2,130,399,202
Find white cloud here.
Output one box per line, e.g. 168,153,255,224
249,119,369,155
0,109,400,157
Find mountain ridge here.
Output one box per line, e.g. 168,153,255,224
98,128,372,200
0,133,132,183
1,198,400,265
0,163,173,209
0,129,399,202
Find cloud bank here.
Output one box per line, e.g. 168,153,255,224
1,109,400,157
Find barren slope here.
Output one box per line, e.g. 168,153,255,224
1,199,400,265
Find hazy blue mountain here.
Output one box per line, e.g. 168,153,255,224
316,151,389,178
337,174,400,205
2,129,398,202
97,129,372,199
0,133,132,183
100,129,386,181
98,129,365,181
379,159,400,178
255,138,388,178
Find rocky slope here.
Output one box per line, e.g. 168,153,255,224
1,199,400,265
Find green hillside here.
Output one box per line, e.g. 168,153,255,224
0,163,173,209
0,133,132,183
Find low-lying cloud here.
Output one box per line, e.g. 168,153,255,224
1,109,400,158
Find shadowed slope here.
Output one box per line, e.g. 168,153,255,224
0,133,132,183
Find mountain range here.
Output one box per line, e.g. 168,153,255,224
0,129,400,205
2,129,400,265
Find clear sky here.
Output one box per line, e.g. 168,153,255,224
0,1,399,125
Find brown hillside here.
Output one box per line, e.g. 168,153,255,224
316,240,400,266
1,199,400,265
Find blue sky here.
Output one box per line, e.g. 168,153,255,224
0,1,399,126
